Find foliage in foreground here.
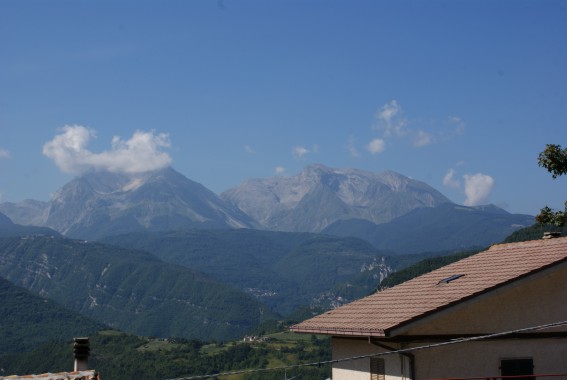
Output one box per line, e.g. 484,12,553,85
536,143,567,227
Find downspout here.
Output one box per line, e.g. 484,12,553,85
369,339,416,380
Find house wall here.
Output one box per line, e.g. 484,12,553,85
333,338,411,380
412,339,567,379
331,263,567,379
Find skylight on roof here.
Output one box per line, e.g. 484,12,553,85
437,274,465,285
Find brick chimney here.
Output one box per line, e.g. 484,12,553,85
543,231,562,239
73,337,90,371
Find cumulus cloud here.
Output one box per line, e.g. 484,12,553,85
412,130,433,147
442,168,460,189
292,146,309,159
447,116,466,135
371,101,465,149
0,148,10,159
463,173,495,206
443,167,494,206
42,125,172,174
275,166,286,175
291,144,319,159
374,100,406,137
346,136,360,157
366,138,385,155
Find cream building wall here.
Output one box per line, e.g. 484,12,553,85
333,338,411,380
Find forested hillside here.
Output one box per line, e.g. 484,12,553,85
0,236,276,341
101,229,392,314
0,277,105,356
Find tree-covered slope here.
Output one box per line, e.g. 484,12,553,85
0,236,277,341
101,229,390,314
0,276,106,356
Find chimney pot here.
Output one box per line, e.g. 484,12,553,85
73,337,90,371
543,231,562,239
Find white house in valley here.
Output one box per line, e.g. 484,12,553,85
291,234,567,380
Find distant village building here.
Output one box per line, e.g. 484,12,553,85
291,235,567,379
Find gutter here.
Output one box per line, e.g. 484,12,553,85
289,327,386,337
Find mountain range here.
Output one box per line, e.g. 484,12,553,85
0,164,534,251
0,164,538,357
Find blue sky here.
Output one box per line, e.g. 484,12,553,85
1,0,566,216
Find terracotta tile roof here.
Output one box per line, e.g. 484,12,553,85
291,237,567,337
0,370,98,380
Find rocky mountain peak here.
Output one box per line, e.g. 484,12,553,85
4,167,255,239
222,165,451,232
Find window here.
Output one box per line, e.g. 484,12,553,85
501,358,534,380
370,357,385,380
437,274,465,285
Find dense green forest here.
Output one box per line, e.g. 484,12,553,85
0,330,331,380
101,229,390,314
0,236,276,341
0,277,105,356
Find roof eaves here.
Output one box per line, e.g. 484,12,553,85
290,326,386,337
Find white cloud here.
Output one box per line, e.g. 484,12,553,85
371,101,464,149
443,168,461,189
0,148,10,159
275,166,286,175
292,146,310,159
366,138,385,155
463,173,495,206
412,130,433,147
43,125,172,174
244,145,255,154
346,136,360,157
448,116,466,135
443,167,494,206
375,100,406,137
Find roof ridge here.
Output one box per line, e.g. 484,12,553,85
487,236,567,251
